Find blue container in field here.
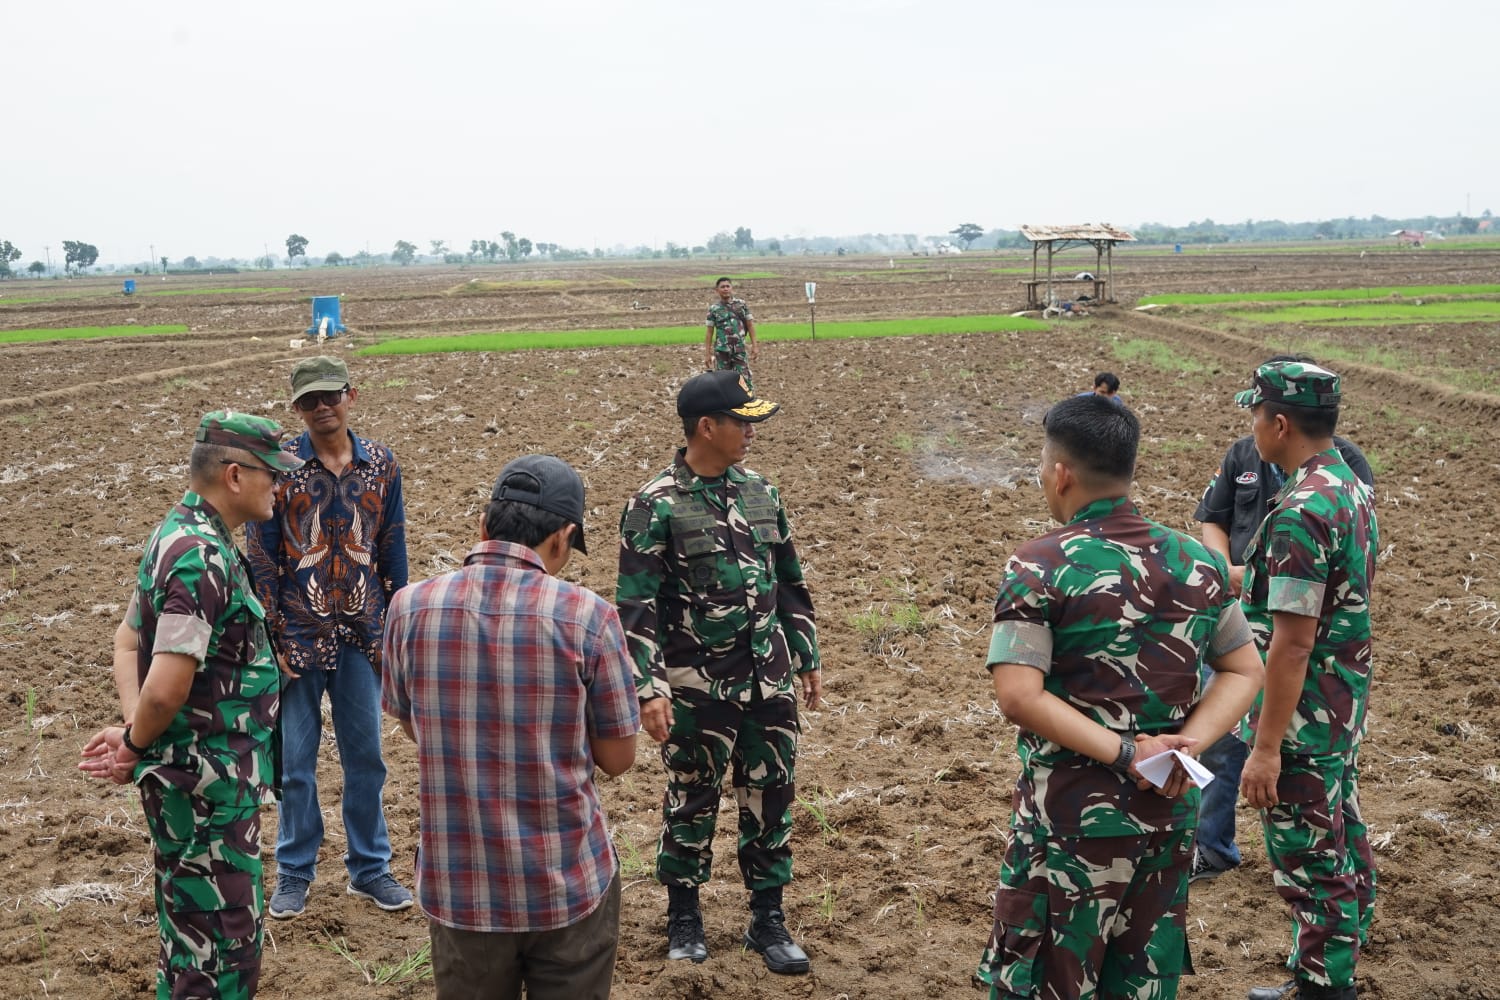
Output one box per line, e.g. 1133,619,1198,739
306,295,347,337
1174,243,1183,254
123,279,136,295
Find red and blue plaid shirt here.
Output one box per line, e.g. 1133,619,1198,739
382,540,639,932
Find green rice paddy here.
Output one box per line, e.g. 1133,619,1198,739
0,324,191,345
359,315,1045,356
1139,284,1500,306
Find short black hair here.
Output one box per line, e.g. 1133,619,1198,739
681,412,732,440
1094,372,1120,393
482,498,569,550
1043,394,1139,481
715,276,733,288
1260,400,1339,438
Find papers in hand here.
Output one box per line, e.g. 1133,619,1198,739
1134,749,1215,789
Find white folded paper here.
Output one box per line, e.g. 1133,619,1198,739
1134,749,1215,790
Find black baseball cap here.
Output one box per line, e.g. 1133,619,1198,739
676,370,779,422
490,454,587,553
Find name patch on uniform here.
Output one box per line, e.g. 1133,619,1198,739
623,508,652,537
1235,472,1259,485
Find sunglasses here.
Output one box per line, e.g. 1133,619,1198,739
220,459,281,481
294,388,348,412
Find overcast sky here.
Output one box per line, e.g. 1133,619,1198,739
6,0,1494,265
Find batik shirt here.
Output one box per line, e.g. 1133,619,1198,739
1239,449,1378,754
706,297,753,356
247,430,408,672
987,496,1252,837
128,491,279,807
617,450,819,705
382,541,639,933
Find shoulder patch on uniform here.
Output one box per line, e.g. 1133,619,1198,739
1235,471,1258,485
1270,528,1293,561
623,508,651,537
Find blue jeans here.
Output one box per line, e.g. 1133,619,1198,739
275,646,392,886
1196,732,1248,869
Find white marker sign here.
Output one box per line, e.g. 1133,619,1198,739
805,281,816,303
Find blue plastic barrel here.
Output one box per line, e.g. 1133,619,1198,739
306,295,347,337
123,279,136,295
1174,243,1183,254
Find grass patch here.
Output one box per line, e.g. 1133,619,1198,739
0,324,191,345
318,935,432,986
849,603,929,652
1110,338,1211,375
1229,301,1500,325
359,315,1046,356
693,272,780,282
1139,284,1500,306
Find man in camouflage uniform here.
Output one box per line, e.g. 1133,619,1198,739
617,370,821,974
704,276,759,389
80,411,304,1000
977,395,1263,1000
1235,362,1378,1000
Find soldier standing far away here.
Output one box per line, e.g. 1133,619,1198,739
704,277,759,389
616,370,822,975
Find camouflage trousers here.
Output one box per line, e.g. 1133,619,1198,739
977,819,1194,1000
140,779,265,1000
712,350,754,391
1258,749,1375,990
655,693,797,889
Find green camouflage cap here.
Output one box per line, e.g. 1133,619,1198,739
195,410,305,473
1235,360,1341,408
291,356,350,402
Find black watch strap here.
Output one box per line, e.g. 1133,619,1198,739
1108,734,1136,774
122,724,149,756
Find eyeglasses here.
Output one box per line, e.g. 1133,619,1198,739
293,388,348,412
220,459,281,481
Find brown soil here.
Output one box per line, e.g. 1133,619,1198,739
3,251,1498,999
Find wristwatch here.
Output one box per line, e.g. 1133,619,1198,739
1107,734,1136,775
122,724,149,757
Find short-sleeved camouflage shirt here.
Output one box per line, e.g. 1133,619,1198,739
617,450,819,704
1239,449,1377,754
987,496,1252,837
706,298,753,356
127,491,280,806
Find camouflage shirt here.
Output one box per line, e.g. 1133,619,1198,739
706,298,753,355
987,496,1252,837
128,491,280,807
617,450,819,704
1240,449,1378,754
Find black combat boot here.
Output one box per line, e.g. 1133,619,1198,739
665,884,708,963
1296,981,1357,1000
745,886,810,975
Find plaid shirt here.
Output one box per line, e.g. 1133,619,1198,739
246,429,408,673
382,540,640,932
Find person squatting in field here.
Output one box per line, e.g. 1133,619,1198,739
79,411,305,1000
616,370,822,975
976,395,1264,1000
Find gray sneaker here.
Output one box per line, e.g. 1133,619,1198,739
347,873,413,912
1189,849,1234,883
268,874,310,919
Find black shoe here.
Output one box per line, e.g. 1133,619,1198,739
1190,849,1235,883
1248,981,1296,1000
744,906,810,975
667,909,709,963
666,884,708,963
